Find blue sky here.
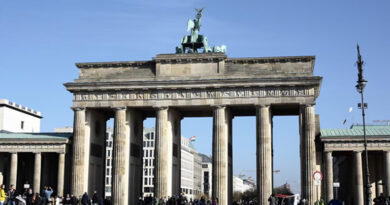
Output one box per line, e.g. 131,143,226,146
1,0,389,193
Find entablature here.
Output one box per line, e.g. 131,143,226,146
322,138,390,152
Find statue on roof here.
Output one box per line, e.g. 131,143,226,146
176,8,226,54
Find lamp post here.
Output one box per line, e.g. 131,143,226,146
355,44,372,205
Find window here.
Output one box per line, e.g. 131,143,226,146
151,141,154,147
21,121,24,129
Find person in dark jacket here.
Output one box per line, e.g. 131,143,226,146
70,195,78,205
81,192,90,205
7,185,17,205
34,193,43,205
25,189,34,205
91,191,99,205
63,194,71,205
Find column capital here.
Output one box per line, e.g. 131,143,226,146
256,104,270,108
112,106,126,111
300,103,316,108
353,150,363,154
212,105,226,110
324,150,333,154
32,151,42,154
9,152,18,154
71,107,85,111
153,106,168,111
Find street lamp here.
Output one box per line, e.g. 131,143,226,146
355,44,372,205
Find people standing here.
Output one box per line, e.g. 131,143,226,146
7,185,16,205
91,191,98,205
0,184,6,205
69,195,78,205
81,192,89,205
34,193,43,205
63,194,71,205
44,187,54,205
26,189,34,205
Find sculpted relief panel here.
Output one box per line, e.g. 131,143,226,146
73,87,315,102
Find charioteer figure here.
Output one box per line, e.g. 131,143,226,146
176,8,226,54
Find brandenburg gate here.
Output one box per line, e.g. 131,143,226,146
64,9,322,205
65,52,322,205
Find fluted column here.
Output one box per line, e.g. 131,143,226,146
325,151,333,202
71,107,87,196
354,151,364,205
112,107,129,205
384,151,390,196
154,107,173,199
300,104,316,204
57,153,65,197
256,105,272,204
212,106,229,205
33,152,42,194
10,152,18,187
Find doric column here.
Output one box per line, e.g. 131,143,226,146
324,151,333,202
10,152,18,187
256,105,272,204
71,107,87,196
57,153,65,197
112,107,130,205
212,106,229,205
300,104,316,204
33,152,42,194
384,151,390,196
154,107,173,199
354,151,364,205
170,109,182,196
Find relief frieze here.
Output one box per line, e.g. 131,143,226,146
73,87,314,102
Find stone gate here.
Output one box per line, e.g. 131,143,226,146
65,52,322,205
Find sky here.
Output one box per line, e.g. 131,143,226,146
1,0,389,193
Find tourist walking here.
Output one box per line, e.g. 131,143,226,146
0,184,6,205
7,185,16,205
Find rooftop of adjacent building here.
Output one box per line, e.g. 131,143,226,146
0,132,72,141
0,99,42,118
320,124,390,138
